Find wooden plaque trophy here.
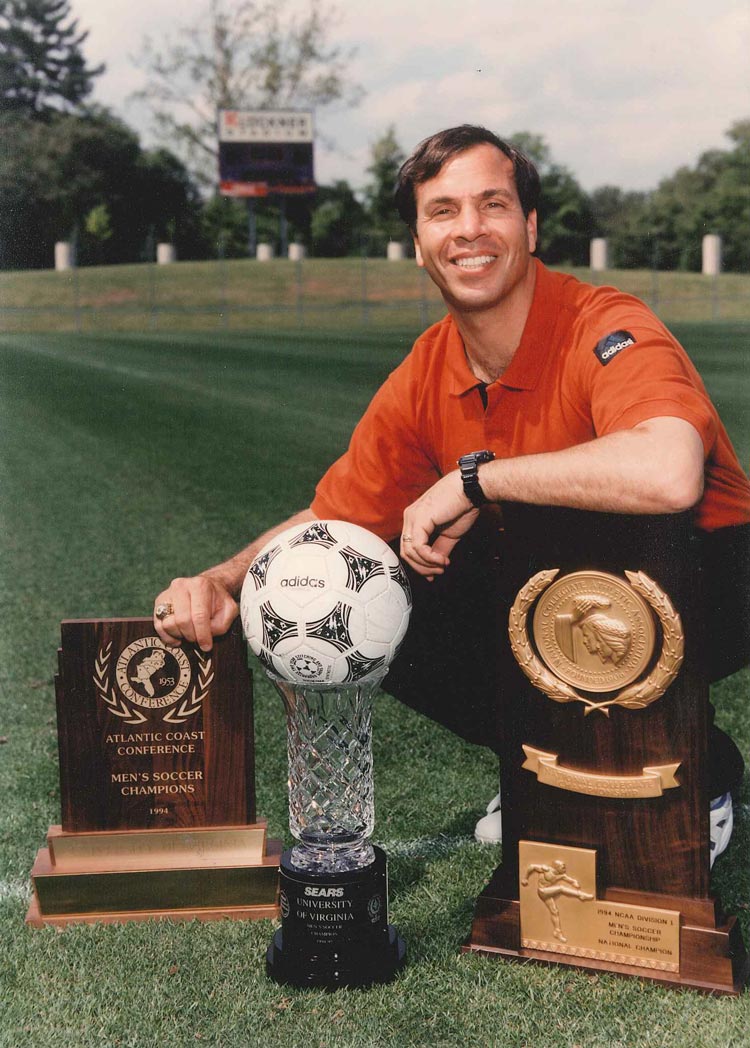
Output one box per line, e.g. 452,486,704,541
463,507,748,994
27,618,280,926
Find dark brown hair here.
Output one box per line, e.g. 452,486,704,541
394,125,541,234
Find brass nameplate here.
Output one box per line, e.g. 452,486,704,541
520,841,680,973
47,824,266,872
522,746,681,799
30,849,281,915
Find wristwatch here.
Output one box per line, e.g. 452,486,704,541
458,450,496,507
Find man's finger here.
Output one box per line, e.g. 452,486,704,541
188,589,215,652
210,597,239,639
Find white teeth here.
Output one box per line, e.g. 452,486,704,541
455,255,494,268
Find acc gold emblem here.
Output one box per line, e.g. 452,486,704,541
115,638,191,709
509,569,684,716
94,637,213,726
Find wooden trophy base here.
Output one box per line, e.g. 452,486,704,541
27,821,281,928
463,847,749,996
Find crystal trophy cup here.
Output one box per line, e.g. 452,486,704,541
266,671,406,988
240,519,412,989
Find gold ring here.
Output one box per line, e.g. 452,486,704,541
155,602,174,620
402,534,412,543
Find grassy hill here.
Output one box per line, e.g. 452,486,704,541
1,258,749,333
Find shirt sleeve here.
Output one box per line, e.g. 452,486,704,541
572,302,718,456
311,363,440,541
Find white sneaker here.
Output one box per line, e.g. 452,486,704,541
474,791,502,844
710,792,734,868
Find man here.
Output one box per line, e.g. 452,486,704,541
154,125,750,855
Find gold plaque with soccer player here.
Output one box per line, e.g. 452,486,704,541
463,507,748,995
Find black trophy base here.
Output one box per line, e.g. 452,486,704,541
267,845,406,989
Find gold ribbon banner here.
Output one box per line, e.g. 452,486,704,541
522,746,681,799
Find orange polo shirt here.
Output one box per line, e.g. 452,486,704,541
312,260,750,540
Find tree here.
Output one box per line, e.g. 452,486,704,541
510,131,594,266
590,185,652,268
589,119,750,272
83,202,113,264
0,108,205,268
310,180,365,256
363,126,405,248
134,0,363,187
0,0,103,117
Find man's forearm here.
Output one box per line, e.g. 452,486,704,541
400,417,706,577
477,418,705,515
202,507,318,597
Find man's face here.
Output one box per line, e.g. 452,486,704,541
412,144,537,315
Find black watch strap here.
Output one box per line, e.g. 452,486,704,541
458,450,495,507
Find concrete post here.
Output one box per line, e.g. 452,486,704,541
156,243,176,265
702,234,722,276
55,241,75,271
386,241,405,261
257,243,275,261
288,243,306,262
590,238,609,272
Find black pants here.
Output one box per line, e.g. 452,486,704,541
384,512,749,798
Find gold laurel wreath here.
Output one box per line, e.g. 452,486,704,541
94,644,212,726
94,641,146,725
508,569,684,717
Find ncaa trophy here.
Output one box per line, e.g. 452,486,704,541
240,520,411,988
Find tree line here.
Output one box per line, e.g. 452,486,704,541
1,0,748,272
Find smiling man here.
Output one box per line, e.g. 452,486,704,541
154,125,750,857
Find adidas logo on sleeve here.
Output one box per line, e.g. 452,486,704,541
593,330,636,366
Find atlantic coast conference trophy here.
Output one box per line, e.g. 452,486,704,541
240,519,412,988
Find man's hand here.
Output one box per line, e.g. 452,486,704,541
153,574,239,652
152,508,318,651
400,470,479,578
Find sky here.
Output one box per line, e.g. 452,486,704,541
70,0,750,194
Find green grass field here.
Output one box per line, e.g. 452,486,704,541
0,320,749,1047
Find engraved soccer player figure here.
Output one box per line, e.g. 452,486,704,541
522,860,594,942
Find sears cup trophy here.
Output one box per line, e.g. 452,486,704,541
240,520,412,989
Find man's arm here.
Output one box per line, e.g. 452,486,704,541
153,508,317,651
401,417,705,577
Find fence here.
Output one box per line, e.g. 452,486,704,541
1,256,749,335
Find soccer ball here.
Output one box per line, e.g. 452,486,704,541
240,520,412,686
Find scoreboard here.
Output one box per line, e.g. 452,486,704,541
218,110,315,197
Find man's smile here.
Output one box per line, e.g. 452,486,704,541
452,254,497,269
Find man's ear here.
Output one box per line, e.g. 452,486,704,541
527,209,538,254
414,236,424,267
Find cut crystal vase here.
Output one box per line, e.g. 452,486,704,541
265,671,405,988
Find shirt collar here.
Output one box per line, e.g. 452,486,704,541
447,259,559,396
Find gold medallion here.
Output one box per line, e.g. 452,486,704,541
115,637,192,710
532,571,656,693
95,639,213,726
509,569,684,716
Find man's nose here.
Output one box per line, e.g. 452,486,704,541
455,204,486,240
